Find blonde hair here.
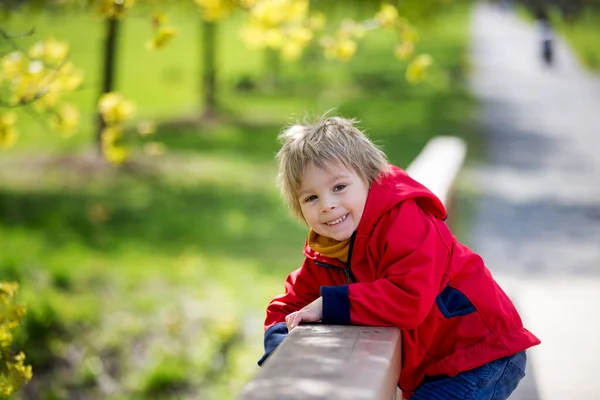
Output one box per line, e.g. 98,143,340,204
276,116,388,220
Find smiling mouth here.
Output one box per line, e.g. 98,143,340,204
325,214,348,226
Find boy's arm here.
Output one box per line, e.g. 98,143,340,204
321,199,452,329
259,259,320,365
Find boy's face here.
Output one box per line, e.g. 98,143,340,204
298,162,369,241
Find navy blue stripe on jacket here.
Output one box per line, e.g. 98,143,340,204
257,322,288,366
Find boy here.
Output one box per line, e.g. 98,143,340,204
259,116,540,399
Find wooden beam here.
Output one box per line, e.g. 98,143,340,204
239,325,402,400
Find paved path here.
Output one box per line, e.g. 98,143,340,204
468,3,600,400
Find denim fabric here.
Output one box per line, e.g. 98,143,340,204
411,351,527,400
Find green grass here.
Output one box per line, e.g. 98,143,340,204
551,8,600,71
1,2,477,399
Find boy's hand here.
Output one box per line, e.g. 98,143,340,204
286,296,323,331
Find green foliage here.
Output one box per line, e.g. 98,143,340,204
397,0,461,23
551,7,600,71
141,358,190,396
0,282,32,398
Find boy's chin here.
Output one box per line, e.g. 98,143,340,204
326,230,353,242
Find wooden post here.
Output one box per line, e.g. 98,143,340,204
239,325,402,400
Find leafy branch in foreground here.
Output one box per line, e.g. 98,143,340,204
0,30,84,149
0,282,32,399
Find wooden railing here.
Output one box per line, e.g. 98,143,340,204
239,136,467,400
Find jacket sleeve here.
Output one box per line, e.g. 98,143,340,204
259,259,321,365
321,199,451,330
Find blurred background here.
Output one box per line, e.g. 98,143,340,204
0,0,598,399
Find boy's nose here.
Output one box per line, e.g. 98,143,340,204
320,202,336,214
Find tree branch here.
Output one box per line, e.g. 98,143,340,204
0,26,36,55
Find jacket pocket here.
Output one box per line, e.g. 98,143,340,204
436,286,476,318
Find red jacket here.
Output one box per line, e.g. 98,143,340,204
261,165,540,396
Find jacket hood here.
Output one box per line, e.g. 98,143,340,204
357,164,446,235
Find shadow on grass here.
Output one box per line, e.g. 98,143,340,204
154,84,477,170
0,173,306,277
153,111,285,161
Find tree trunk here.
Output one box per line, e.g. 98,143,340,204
201,19,217,119
97,17,120,156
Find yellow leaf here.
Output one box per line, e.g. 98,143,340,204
329,39,357,62
105,146,128,165
375,3,399,29
214,316,239,340
308,12,326,31
0,112,18,149
27,60,45,76
288,0,308,21
194,0,235,21
239,0,259,8
97,0,136,18
252,0,286,26
28,42,45,59
54,62,85,91
1,52,26,79
406,54,433,84
143,142,166,156
319,35,335,50
340,19,366,39
151,12,169,28
101,126,128,165
288,26,312,45
401,26,419,43
98,92,135,125
101,125,122,145
264,28,284,48
0,281,19,297
241,25,266,49
50,103,80,136
281,41,303,61
35,92,60,110
395,42,414,61
29,37,69,65
137,120,156,136
146,27,178,50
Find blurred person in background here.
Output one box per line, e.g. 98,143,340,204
536,7,555,66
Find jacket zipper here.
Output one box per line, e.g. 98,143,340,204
314,261,356,284
313,231,358,284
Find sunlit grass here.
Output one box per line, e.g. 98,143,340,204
552,8,600,71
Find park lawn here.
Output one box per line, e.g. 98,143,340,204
0,2,477,399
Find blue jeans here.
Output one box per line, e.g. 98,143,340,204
411,351,527,400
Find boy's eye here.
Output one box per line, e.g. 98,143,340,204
304,195,317,203
333,184,346,192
